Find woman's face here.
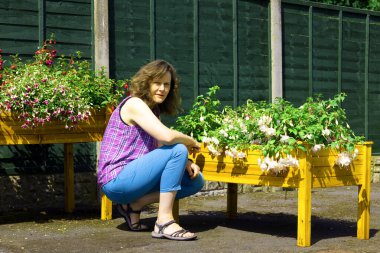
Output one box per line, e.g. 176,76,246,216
149,71,171,105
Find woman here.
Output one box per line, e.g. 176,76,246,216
98,60,204,241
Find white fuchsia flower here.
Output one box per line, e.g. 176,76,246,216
258,115,272,126
258,154,299,173
352,148,359,159
206,144,221,156
250,138,262,145
311,144,324,153
305,134,313,140
335,152,352,167
278,155,299,168
211,137,219,145
259,163,268,171
237,152,246,159
322,128,331,137
259,125,268,132
202,136,211,143
264,127,276,137
280,135,290,143
219,129,229,138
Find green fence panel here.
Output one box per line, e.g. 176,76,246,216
283,3,310,105
368,16,380,151
341,12,366,136
283,0,380,153
156,0,195,110
109,0,270,112
198,0,234,106
45,0,92,58
237,0,270,104
109,0,151,80
0,1,39,56
312,8,339,98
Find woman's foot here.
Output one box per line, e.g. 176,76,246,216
151,220,197,241
116,204,149,231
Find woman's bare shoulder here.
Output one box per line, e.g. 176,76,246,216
122,97,152,117
123,97,146,109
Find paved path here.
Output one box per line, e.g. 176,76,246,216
0,183,379,253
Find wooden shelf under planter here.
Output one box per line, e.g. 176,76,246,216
101,141,373,247
0,107,112,213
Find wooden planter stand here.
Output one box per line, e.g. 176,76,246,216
0,108,111,213
101,142,372,247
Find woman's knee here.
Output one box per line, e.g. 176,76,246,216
172,143,188,156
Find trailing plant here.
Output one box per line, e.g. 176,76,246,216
174,86,365,172
174,85,222,141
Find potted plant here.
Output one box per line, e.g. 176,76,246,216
0,35,128,144
174,86,372,247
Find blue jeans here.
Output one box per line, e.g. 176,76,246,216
102,144,204,204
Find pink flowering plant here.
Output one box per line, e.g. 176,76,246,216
0,36,127,129
175,86,365,172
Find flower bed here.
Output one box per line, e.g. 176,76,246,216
0,35,127,129
175,86,365,171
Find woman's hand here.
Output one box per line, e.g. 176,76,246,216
186,160,200,179
187,138,200,153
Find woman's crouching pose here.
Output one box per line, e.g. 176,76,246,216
98,60,204,241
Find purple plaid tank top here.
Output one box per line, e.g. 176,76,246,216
97,96,159,187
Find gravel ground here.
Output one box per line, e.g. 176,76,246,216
0,183,379,253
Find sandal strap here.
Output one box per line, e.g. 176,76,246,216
171,229,189,237
131,222,143,229
155,220,176,233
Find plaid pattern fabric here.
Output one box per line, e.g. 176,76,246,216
97,97,158,187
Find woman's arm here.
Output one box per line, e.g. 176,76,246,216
121,97,199,149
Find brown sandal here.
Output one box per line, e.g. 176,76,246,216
151,220,197,241
116,204,149,231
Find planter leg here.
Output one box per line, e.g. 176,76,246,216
227,183,238,219
297,156,312,247
357,144,372,239
101,192,113,220
64,143,75,213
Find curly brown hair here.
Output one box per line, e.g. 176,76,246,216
130,59,181,115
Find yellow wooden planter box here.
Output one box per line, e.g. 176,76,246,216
189,142,373,247
0,107,112,212
0,108,111,145
100,141,372,247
